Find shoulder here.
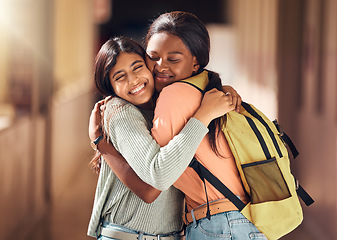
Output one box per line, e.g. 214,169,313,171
157,82,202,104
105,97,142,118
106,97,134,111
103,97,149,131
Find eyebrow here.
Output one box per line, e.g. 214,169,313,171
168,51,183,55
147,50,184,55
111,60,143,79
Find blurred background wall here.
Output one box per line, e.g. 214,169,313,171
0,0,336,239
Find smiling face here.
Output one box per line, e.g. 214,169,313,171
109,52,155,109
145,33,200,92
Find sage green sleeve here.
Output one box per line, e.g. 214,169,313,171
104,98,208,191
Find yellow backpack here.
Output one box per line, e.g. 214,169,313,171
182,71,314,240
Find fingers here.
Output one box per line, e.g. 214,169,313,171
92,96,112,115
93,99,104,112
230,93,242,112
105,96,112,101
225,92,233,106
217,90,235,110
235,95,242,112
205,89,238,110
89,98,108,141
223,86,242,112
207,88,218,94
101,96,112,112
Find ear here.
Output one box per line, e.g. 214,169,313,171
192,56,200,73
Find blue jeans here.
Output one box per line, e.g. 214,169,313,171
97,220,182,240
185,211,267,240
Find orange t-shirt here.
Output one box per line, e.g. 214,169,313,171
152,82,246,211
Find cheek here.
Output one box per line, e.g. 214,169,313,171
112,84,124,97
173,64,193,79
145,60,155,73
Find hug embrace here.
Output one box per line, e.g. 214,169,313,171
87,11,313,240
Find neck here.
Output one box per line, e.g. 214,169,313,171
138,97,155,111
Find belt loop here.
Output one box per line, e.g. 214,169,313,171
138,232,143,240
191,209,197,228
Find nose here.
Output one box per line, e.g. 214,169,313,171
128,73,139,84
155,59,168,72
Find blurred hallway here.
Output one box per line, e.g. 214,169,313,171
1,0,336,239
26,154,97,240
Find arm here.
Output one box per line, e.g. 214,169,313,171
91,90,232,197
98,139,161,203
89,100,161,203
104,98,208,191
108,90,234,191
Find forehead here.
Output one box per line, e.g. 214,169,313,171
146,33,190,54
111,52,143,71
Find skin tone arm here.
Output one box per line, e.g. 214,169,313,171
89,86,241,203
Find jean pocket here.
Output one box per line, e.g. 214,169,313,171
242,157,291,204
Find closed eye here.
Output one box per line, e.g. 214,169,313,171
115,74,125,81
133,64,144,72
148,56,159,61
146,53,158,61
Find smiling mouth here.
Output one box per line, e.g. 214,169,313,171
154,73,172,82
130,83,146,94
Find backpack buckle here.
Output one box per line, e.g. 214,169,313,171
295,178,299,190
273,120,284,136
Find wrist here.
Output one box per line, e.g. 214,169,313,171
90,135,104,151
193,111,212,127
89,128,103,142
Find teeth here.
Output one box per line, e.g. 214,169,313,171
130,83,145,94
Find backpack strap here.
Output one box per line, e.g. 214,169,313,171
244,116,273,160
189,159,212,220
179,71,209,93
296,182,315,206
273,120,299,159
189,158,246,211
241,102,283,158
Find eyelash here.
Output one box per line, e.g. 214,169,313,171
133,65,143,71
147,56,158,61
148,56,178,63
115,75,124,81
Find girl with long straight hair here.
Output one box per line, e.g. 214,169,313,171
87,36,236,239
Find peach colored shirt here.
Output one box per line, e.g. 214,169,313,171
152,82,246,211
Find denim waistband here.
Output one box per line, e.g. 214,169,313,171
99,220,183,240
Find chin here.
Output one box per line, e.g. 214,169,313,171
155,85,164,93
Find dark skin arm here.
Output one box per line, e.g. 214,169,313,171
89,86,242,203
89,99,161,203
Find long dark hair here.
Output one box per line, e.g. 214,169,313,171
145,11,225,157
90,36,146,173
